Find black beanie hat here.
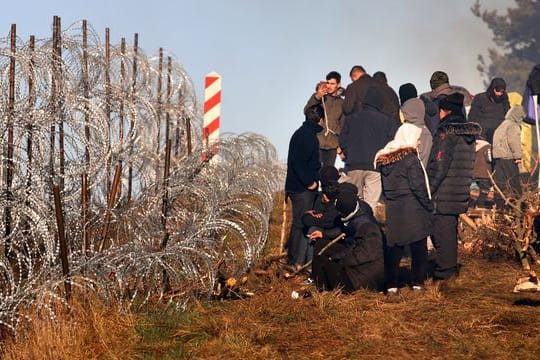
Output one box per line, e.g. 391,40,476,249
334,190,358,216
439,92,464,113
399,83,418,105
305,104,324,122
320,166,339,187
430,71,449,90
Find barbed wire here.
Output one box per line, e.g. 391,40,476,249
0,20,283,336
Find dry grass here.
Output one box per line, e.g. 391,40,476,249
4,193,540,359
1,291,139,360
172,255,540,359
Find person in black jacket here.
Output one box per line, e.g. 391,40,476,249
375,135,433,294
468,77,510,144
285,105,325,268
332,190,385,291
428,93,481,280
373,71,401,123
343,65,377,116
302,169,346,291
338,87,398,210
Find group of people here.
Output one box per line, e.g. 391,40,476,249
285,64,540,295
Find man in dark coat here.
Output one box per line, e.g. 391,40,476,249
285,105,325,268
428,93,481,280
304,71,344,166
339,87,398,210
468,77,510,144
329,190,385,292
342,65,378,116
373,71,401,123
420,71,473,134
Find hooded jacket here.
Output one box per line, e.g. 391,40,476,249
339,87,398,171
473,139,492,179
468,78,510,143
304,91,344,149
428,114,481,215
285,120,323,193
327,201,385,291
493,106,525,160
376,147,433,246
420,83,473,134
400,98,433,167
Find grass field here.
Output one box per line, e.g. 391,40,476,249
3,194,540,359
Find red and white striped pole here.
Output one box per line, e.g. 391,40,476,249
203,71,221,161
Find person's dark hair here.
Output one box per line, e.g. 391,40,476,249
349,65,366,77
373,71,387,84
326,71,341,83
430,71,449,90
398,83,418,105
438,92,464,113
305,104,324,122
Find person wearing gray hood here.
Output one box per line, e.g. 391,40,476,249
401,98,433,168
492,105,525,207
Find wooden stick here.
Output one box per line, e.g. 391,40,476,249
289,233,346,277
279,196,288,254
459,213,477,231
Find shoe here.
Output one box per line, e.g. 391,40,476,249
411,285,425,292
302,277,314,285
386,287,399,296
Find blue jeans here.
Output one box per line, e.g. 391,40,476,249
287,190,318,266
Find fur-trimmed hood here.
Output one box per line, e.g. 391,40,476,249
438,120,482,136
375,147,417,166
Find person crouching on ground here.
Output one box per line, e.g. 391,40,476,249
375,124,434,295
308,189,385,292
302,168,347,290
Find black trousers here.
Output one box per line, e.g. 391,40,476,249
320,148,337,167
493,158,521,208
432,214,458,280
386,238,428,289
286,190,318,266
312,237,351,291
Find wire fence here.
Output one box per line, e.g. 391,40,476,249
0,18,282,335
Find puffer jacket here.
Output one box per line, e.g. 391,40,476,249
493,106,525,160
377,147,433,246
428,114,481,215
304,92,344,149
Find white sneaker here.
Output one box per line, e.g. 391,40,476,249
386,287,398,296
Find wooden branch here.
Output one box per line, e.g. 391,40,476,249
288,233,346,277
279,197,288,254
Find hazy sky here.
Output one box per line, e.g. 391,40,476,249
3,0,514,159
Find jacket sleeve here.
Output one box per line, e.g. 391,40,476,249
407,157,434,212
467,95,482,123
507,123,522,159
342,84,355,115
304,93,321,114
339,117,350,155
429,134,457,194
290,135,318,188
